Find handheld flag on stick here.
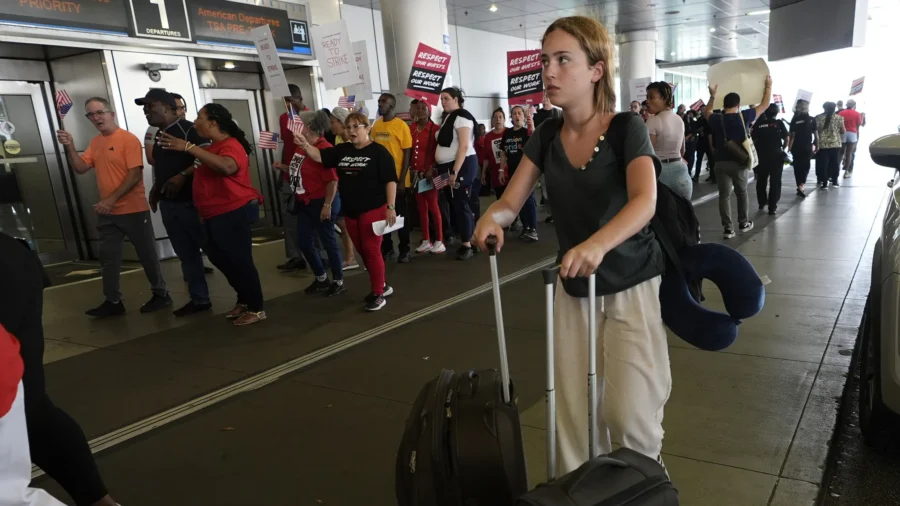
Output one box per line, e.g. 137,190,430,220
432,172,450,191
338,95,356,108
287,106,304,135
690,99,705,112
258,131,279,150
56,90,73,120
850,77,864,96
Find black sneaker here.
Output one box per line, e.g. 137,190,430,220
768,208,776,216
140,294,173,313
831,181,840,187
457,246,474,261
365,294,387,311
173,300,212,317
723,228,735,239
364,285,394,304
325,282,347,297
382,249,397,261
820,183,828,190
305,278,331,295
85,300,125,318
797,188,806,198
739,221,754,233
203,266,214,274
544,215,554,224
277,258,306,271
397,251,411,264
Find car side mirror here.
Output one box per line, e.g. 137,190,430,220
870,134,900,170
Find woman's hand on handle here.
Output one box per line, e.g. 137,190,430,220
473,213,505,253
560,238,607,280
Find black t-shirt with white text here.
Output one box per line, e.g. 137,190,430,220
502,127,530,176
789,114,816,152
320,142,398,218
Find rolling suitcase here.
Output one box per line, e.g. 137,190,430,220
395,238,528,506
516,268,679,506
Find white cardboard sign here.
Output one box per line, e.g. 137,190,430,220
629,77,652,104
251,25,291,99
707,58,770,110
310,20,360,90
349,40,373,101
793,89,813,111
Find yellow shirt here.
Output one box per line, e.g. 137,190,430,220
371,117,413,186
335,135,346,145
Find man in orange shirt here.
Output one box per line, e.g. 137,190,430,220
56,97,171,318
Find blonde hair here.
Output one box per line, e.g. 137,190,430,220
345,112,370,127
542,16,616,114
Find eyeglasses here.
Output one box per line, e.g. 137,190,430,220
345,123,367,129
85,110,112,118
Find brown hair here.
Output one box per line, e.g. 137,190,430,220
542,16,616,114
345,112,370,127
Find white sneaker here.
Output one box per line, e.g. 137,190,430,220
415,240,433,253
430,241,447,254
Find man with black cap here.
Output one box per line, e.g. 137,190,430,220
137,89,212,316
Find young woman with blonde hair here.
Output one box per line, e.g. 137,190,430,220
473,16,670,474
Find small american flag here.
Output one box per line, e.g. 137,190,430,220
337,95,356,108
772,94,785,113
287,107,304,134
258,131,279,150
690,99,705,112
849,77,864,96
56,90,73,119
432,172,449,190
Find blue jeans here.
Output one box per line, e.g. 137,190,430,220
204,202,264,311
438,154,478,243
295,196,343,281
159,200,209,305
469,179,482,221
520,191,538,230
659,160,693,200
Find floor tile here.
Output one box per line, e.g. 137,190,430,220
738,229,866,261
741,255,858,299
770,477,820,506
42,339,101,365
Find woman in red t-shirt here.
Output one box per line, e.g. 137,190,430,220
160,103,265,326
273,110,346,298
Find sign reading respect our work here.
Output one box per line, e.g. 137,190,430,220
309,20,360,90
404,43,451,106
507,50,543,105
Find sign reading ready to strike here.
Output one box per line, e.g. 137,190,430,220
507,50,543,105
310,20,359,90
404,43,451,106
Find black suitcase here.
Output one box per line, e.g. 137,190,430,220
515,268,679,506
395,239,528,506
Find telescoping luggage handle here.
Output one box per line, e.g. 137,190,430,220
542,267,598,481
486,236,513,405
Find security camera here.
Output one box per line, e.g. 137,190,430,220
144,62,179,82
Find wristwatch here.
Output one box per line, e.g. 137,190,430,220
387,204,396,210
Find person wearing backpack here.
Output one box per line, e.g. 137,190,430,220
473,15,670,475
703,78,772,239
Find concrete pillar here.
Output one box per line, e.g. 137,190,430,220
616,30,658,112
380,0,451,111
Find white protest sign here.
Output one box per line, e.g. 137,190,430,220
310,20,360,90
251,25,291,99
793,89,813,111
349,40,373,101
629,77,652,104
707,58,770,109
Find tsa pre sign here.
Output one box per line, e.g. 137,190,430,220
310,20,360,90
404,43,451,106
507,50,543,105
252,25,291,98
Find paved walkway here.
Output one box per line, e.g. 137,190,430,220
31,164,886,505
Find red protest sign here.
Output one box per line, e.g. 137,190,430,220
507,50,543,106
404,43,451,106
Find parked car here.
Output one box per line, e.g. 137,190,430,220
859,132,900,450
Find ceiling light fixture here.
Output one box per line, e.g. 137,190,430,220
709,27,716,32
665,10,679,15
747,9,770,16
489,4,498,12
223,62,236,69
670,52,676,56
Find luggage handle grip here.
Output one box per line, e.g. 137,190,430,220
486,235,498,256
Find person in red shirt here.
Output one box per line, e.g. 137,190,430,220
160,103,265,326
408,99,445,254
277,84,311,272
481,108,522,232
837,99,865,177
273,110,346,297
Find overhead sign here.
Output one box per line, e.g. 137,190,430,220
349,40,373,101
310,20,360,90
290,19,310,48
190,1,292,50
128,0,192,42
0,0,130,34
404,43,451,107
252,24,292,99
507,50,543,106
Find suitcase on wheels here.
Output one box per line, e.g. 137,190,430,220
516,268,679,506
395,238,528,506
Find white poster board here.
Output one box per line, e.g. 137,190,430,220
349,40,373,101
707,58,770,110
628,77,652,104
310,20,360,90
793,89,813,111
252,25,291,99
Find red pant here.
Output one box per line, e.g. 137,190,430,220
415,188,442,242
344,205,387,295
